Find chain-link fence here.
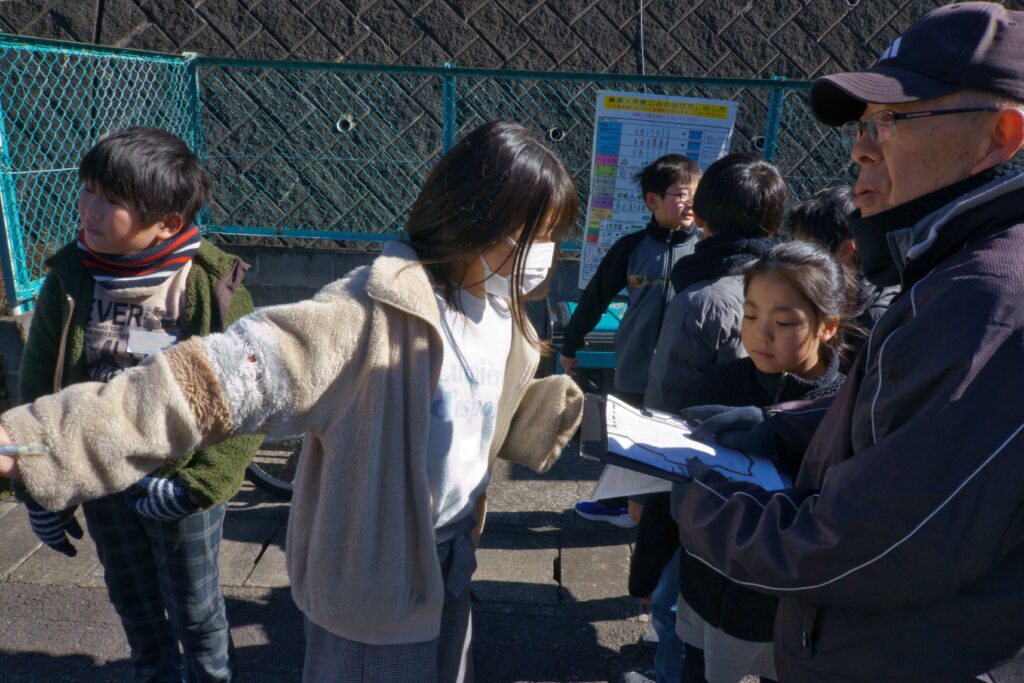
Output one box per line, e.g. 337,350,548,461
0,34,850,309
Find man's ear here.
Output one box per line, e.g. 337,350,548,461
644,191,659,212
971,108,1024,175
156,212,186,240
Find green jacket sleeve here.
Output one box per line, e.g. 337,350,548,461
167,277,263,507
18,273,66,406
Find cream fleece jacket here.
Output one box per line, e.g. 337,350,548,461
2,240,583,645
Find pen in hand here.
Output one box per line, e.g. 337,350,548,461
0,444,50,457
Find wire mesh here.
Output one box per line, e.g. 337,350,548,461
0,36,854,307
199,66,851,247
198,64,445,240
0,39,194,304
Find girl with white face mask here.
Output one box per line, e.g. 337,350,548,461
479,235,556,299
0,120,584,683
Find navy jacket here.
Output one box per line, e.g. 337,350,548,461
561,218,700,394
674,167,1024,681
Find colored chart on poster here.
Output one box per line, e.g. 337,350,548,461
579,91,738,289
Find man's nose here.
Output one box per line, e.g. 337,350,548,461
850,130,881,166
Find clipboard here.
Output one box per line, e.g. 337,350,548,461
580,394,692,484
580,393,792,490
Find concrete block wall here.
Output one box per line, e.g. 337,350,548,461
5,1,1021,80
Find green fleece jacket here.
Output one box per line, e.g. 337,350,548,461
17,238,262,507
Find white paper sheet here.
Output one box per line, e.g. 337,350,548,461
591,464,672,501
604,395,791,490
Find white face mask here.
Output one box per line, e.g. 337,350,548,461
480,237,555,298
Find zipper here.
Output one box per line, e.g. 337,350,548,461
654,240,673,339
52,292,75,392
773,372,789,405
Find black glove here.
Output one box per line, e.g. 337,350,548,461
24,498,83,557
682,404,772,457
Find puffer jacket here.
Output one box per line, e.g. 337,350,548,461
673,168,1024,681
644,236,775,412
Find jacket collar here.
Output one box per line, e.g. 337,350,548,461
858,163,1024,287
759,344,843,403
670,235,776,293
365,240,443,329
644,216,701,246
896,169,1024,280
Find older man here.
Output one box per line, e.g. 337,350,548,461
668,3,1024,682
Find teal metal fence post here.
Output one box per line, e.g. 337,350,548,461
0,93,25,312
762,75,785,162
183,52,210,228
442,62,456,154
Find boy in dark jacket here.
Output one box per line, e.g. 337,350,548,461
630,153,786,683
17,127,261,682
644,153,785,413
562,154,701,527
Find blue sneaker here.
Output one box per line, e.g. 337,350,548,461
574,500,637,528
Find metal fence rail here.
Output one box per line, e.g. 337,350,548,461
0,34,850,308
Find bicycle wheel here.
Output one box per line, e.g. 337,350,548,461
246,435,303,500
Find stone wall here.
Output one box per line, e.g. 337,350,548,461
4,1,1022,80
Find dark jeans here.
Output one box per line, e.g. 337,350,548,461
83,494,234,683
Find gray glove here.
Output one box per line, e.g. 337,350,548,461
682,404,772,457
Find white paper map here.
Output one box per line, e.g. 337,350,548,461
604,395,791,490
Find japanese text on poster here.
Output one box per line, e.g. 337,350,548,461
580,91,737,289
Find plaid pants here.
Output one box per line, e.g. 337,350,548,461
83,494,234,683
302,529,476,682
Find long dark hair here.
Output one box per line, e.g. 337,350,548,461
743,240,859,361
404,120,579,347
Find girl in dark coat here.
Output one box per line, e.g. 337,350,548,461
630,240,854,683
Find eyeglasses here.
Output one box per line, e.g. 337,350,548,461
663,192,693,204
839,107,999,151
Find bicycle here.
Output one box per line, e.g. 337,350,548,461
245,434,303,500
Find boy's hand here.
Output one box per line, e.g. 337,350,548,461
24,499,83,557
559,354,579,377
124,476,199,521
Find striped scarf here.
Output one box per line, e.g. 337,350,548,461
79,225,201,291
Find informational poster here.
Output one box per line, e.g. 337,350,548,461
579,91,738,289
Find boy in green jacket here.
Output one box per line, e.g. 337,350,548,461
17,127,261,682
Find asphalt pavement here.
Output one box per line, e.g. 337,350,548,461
0,437,661,682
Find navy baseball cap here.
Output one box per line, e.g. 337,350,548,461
810,2,1024,127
